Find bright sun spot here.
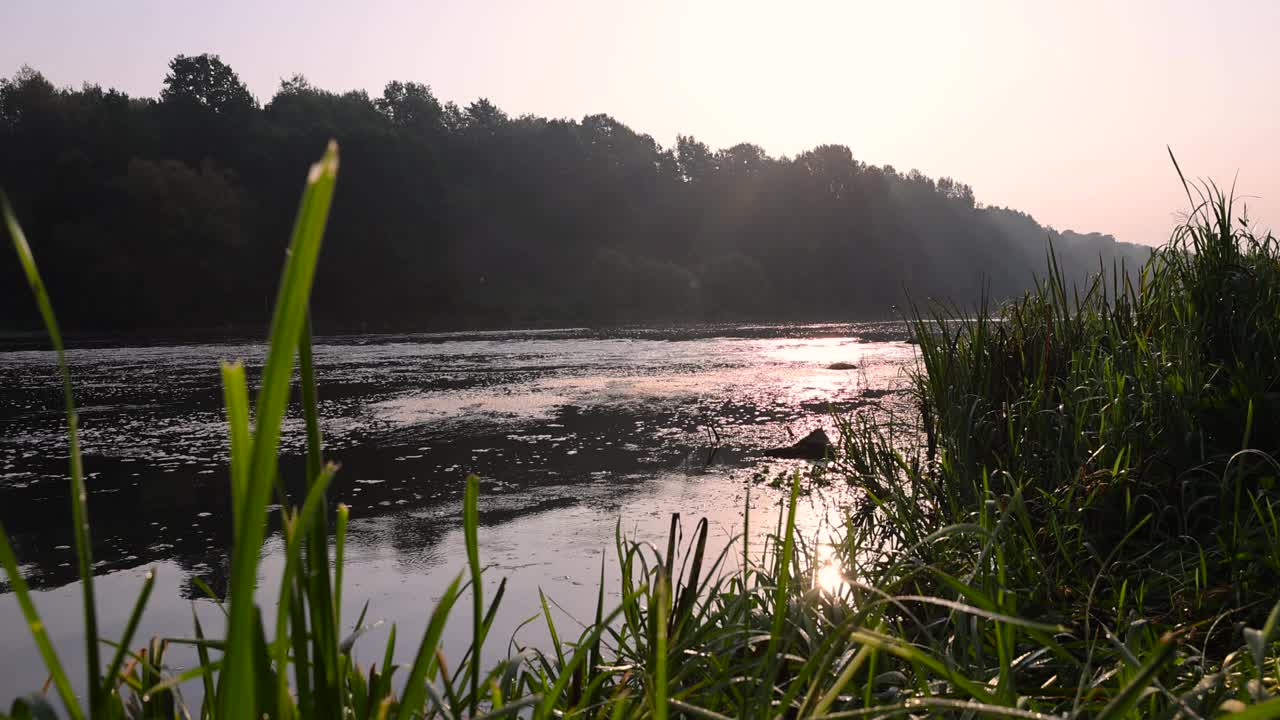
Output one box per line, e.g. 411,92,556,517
814,544,849,596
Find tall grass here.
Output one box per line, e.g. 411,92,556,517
4,145,1280,718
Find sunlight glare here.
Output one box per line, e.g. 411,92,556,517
814,544,850,596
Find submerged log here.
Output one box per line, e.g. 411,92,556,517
764,428,834,460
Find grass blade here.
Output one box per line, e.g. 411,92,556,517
653,571,669,720
192,605,216,720
272,463,338,718
334,502,349,622
0,525,82,720
758,470,801,703
3,192,102,716
1095,633,1177,720
465,473,483,716
220,362,250,539
101,567,157,695
221,141,338,719
399,574,464,717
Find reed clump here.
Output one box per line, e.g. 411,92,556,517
3,146,1280,719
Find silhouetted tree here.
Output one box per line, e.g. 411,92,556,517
161,54,256,114
376,81,444,133
0,58,1152,334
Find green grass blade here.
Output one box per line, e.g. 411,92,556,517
139,655,225,699
3,192,102,716
653,572,669,720
334,501,349,618
251,606,282,720
538,589,565,671
286,570,312,719
667,699,732,720
101,567,156,695
399,574,464,716
298,314,324,483
849,628,998,704
1095,633,1177,720
221,141,338,719
670,517,708,640
0,525,83,720
296,314,341,717
191,605,216,720
888,595,1065,633
470,695,542,720
272,463,337,718
421,678,457,720
220,362,251,539
465,473,483,716
190,576,225,609
584,553,606,708
535,588,646,719
379,624,397,697
758,470,800,702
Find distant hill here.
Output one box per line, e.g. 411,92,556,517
0,56,1151,332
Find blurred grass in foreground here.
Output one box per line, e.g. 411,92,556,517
4,145,1280,718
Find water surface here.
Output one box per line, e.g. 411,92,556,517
0,323,915,705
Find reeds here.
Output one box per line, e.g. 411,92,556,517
4,144,1280,718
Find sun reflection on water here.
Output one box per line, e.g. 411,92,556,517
814,543,850,596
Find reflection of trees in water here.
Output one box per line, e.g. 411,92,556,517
0,356,906,594
0,407,640,589
0,456,237,590
178,552,231,601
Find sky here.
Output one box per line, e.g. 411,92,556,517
3,0,1278,246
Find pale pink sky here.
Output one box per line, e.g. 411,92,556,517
4,0,1277,245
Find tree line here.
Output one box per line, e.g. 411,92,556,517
0,54,1150,332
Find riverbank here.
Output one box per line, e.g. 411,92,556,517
5,148,1279,718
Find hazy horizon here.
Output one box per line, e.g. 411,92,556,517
5,0,1278,246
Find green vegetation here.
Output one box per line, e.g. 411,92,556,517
0,55,1150,332
4,146,1280,718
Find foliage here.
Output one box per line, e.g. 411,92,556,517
4,147,1280,719
0,57,1150,332
829,162,1280,716
159,54,256,115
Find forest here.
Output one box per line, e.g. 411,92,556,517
0,54,1150,332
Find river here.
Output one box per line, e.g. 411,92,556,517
0,322,916,706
